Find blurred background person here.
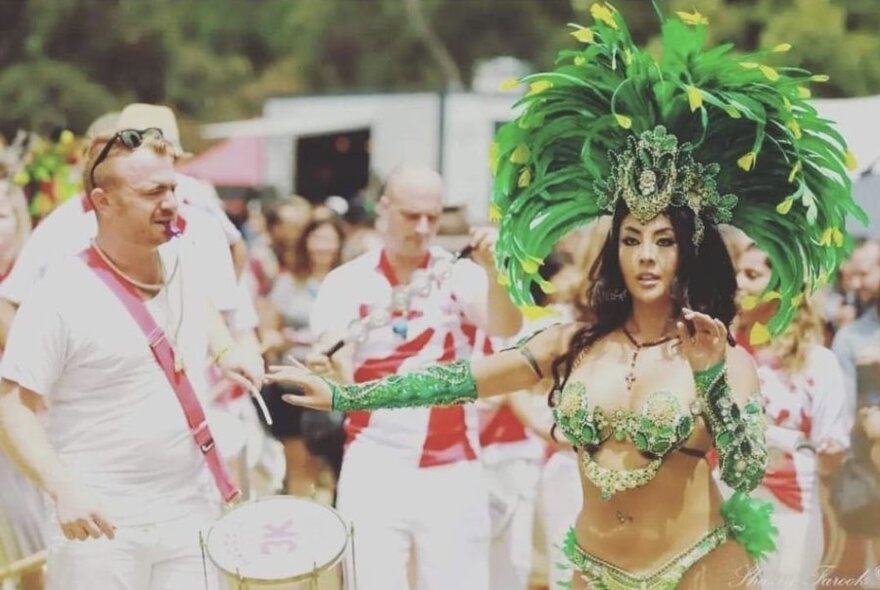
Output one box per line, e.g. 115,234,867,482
824,240,880,336
264,213,346,498
735,242,850,588
0,175,45,590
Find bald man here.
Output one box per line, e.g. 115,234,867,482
303,164,521,590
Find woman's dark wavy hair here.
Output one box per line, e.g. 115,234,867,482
549,203,737,394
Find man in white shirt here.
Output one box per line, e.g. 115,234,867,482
0,130,263,590
305,164,521,590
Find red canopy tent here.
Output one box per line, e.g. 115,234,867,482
179,136,265,187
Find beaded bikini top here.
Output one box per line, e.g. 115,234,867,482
552,382,703,499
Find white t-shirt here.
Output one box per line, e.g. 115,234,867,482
1,244,217,526
0,195,241,319
175,173,242,246
756,344,850,513
310,247,491,468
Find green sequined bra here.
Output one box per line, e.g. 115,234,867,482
553,384,703,499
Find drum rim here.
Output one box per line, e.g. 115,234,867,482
205,495,349,584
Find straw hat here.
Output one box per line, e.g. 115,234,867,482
116,103,191,157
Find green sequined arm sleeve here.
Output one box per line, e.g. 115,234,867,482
326,359,477,412
694,360,768,493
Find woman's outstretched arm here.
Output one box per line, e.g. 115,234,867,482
267,323,581,412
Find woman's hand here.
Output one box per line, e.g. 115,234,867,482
676,308,728,372
264,360,335,411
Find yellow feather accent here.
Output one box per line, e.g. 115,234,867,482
761,291,781,303
517,167,532,188
528,80,553,95
786,119,802,139
810,74,830,82
773,43,792,53
787,161,802,183
725,106,742,119
687,85,703,112
571,27,595,44
498,78,520,91
759,65,779,81
510,144,530,164
791,293,805,308
521,257,542,274
844,150,858,171
740,295,760,311
591,3,619,29
614,114,632,129
776,198,793,215
676,10,708,26
749,322,772,346
574,56,587,66
797,86,811,99
496,273,510,287
488,203,502,223
538,278,558,294
737,152,757,171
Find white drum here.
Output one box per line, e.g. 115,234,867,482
204,496,352,589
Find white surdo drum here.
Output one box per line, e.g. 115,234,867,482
204,496,352,589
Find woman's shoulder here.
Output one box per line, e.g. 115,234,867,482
804,343,843,374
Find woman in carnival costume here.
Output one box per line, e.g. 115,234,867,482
268,3,864,588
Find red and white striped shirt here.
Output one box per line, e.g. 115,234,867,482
310,247,493,468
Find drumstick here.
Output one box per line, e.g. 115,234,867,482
226,372,274,426
322,244,475,359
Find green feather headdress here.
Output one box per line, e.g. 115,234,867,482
490,2,866,344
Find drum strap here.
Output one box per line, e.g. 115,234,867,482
79,246,241,503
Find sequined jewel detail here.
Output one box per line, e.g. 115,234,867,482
582,451,663,500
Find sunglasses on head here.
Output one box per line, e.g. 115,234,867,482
89,127,165,189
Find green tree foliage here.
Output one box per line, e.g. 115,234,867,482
0,0,876,140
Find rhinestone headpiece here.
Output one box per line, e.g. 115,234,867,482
596,126,738,245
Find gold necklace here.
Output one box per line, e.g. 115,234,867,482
91,239,179,292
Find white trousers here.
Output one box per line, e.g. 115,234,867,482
538,451,583,590
755,487,824,590
337,451,490,590
485,457,542,590
45,503,221,590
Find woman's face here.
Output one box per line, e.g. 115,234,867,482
735,247,778,322
618,213,679,305
306,222,341,271
735,247,772,301
0,185,20,258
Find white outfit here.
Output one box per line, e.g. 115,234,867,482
174,172,242,247
1,243,222,589
538,449,583,590
478,317,560,590
310,247,492,590
752,344,850,588
0,194,262,460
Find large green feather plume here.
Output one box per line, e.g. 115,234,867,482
490,2,866,340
